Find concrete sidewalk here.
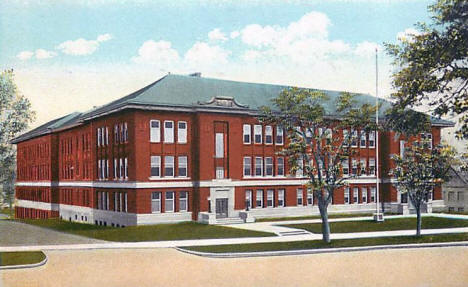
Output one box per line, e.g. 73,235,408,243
1,226,467,252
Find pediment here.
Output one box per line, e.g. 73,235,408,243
198,96,248,109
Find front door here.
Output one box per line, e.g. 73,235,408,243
216,198,228,218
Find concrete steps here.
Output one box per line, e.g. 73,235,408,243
214,217,245,225
278,230,311,236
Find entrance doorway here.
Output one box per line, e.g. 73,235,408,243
216,198,228,218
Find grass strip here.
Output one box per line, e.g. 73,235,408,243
17,219,275,242
0,251,46,267
182,233,468,253
282,217,468,233
256,213,373,222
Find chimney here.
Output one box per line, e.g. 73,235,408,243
189,72,202,77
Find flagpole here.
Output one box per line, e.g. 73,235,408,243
374,47,384,222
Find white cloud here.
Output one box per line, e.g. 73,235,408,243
208,28,228,42
132,40,181,68
17,51,34,60
240,11,330,48
184,42,230,68
354,41,379,58
396,28,422,42
97,33,113,42
241,50,262,61
56,34,113,56
35,49,57,59
230,31,240,39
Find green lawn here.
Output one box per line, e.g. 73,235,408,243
18,219,275,242
0,208,13,217
0,251,46,267
182,233,468,253
256,213,373,222
282,217,468,234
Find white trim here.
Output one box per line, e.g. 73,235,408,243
16,199,59,211
16,177,385,189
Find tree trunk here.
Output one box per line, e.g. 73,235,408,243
318,202,331,243
416,203,422,237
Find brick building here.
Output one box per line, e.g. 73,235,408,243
12,74,453,226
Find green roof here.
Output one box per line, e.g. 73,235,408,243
12,74,454,143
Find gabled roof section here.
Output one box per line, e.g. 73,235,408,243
12,73,455,144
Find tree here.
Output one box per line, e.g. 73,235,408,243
0,69,35,214
261,88,377,243
385,0,468,139
391,140,454,236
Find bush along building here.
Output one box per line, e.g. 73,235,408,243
12,74,454,226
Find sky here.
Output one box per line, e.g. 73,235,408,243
1,0,464,151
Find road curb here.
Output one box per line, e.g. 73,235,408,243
0,252,48,270
175,241,468,258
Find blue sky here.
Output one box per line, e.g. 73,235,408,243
8,0,464,149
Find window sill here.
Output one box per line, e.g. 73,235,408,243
148,177,191,181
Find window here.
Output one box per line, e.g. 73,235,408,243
448,191,455,201
400,140,406,158
277,157,285,176
362,187,368,203
360,158,367,176
243,124,251,144
255,157,263,176
119,158,124,179
215,133,224,158
458,192,464,201
267,190,274,207
352,159,358,176
245,190,252,209
179,191,188,212
276,126,284,145
150,120,160,143
114,124,119,144
164,121,174,143
254,125,262,144
178,121,187,143
421,133,433,149
164,156,174,177
369,131,375,148
342,158,349,176
351,129,358,147
243,157,251,177
360,130,366,148
119,123,124,143
114,158,118,179
296,158,304,177
371,187,376,202
124,157,128,179
278,189,285,207
344,188,350,204
353,187,359,204
105,127,109,145
124,122,128,142
324,128,333,144
297,189,303,206
150,156,161,177
265,157,273,176
343,130,349,147
305,128,313,144
256,190,263,208
98,160,102,179
165,192,174,212
307,189,313,205
178,156,188,177
151,192,161,213
369,158,376,175
265,126,273,144
97,128,101,147
106,159,109,179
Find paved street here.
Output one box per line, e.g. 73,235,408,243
0,220,105,246
2,247,468,287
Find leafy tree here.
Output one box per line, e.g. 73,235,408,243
385,0,468,139
0,69,35,214
262,88,377,243
391,140,454,236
